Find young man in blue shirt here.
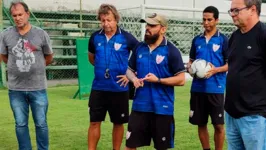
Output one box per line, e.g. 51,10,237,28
87,4,139,150
125,13,186,150
187,6,228,150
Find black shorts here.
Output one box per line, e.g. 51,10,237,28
126,111,175,150
189,92,224,125
88,90,129,124
128,82,135,100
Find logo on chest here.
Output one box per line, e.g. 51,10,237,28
156,54,165,64
247,45,252,50
114,42,122,51
212,44,220,52
198,46,201,49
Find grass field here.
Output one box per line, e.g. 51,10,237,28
0,82,227,150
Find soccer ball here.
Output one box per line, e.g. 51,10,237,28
188,59,212,78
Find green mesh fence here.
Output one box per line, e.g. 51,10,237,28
2,1,266,85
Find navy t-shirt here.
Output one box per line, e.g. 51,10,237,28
129,38,185,115
89,28,139,92
189,31,228,93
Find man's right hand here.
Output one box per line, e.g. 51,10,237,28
132,77,144,88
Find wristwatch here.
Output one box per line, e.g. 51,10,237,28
157,78,161,83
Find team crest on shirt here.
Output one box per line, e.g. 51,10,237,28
189,110,194,117
98,43,101,46
156,54,165,64
114,42,122,51
213,44,220,52
139,54,142,58
126,131,131,140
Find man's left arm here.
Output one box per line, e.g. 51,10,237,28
116,32,140,87
206,35,229,77
159,72,186,86
127,33,139,51
44,54,53,66
42,31,53,66
0,33,8,64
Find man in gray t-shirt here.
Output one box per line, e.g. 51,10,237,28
0,26,52,90
0,2,53,150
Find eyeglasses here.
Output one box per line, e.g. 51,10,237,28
228,7,249,16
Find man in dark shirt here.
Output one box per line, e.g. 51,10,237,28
225,0,266,149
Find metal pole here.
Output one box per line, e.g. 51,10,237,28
140,4,145,41
80,0,83,35
193,0,195,19
0,0,3,31
192,0,195,44
0,0,6,87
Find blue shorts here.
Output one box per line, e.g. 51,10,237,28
225,112,266,150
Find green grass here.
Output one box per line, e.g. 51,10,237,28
0,82,227,150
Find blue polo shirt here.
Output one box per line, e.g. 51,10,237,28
89,28,139,92
189,31,228,93
129,38,185,115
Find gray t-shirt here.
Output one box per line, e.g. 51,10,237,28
0,26,53,91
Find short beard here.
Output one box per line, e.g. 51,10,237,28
144,32,160,45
